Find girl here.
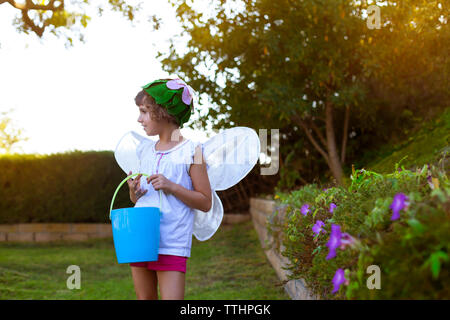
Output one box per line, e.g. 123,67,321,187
126,78,212,300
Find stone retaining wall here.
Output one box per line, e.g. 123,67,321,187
0,223,112,242
0,213,251,243
250,198,319,300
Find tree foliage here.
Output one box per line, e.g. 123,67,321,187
0,0,140,46
157,0,448,186
0,109,28,154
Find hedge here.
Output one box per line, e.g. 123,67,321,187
0,151,132,223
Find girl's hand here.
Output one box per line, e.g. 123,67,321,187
147,174,175,194
127,171,147,203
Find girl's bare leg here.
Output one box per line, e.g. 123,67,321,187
131,267,158,300
156,271,185,300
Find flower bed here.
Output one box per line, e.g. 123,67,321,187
269,160,449,299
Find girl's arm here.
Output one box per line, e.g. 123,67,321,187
170,145,212,212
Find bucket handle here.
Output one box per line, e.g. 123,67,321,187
109,173,162,220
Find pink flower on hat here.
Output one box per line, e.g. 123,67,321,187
166,78,195,105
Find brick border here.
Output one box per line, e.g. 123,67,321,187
222,213,251,224
250,198,319,300
0,214,250,243
0,223,112,242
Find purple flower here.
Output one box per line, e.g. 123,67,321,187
300,204,310,216
332,268,346,294
340,233,355,250
329,203,337,214
390,193,409,221
166,78,195,105
312,220,325,236
326,224,342,260
427,175,434,189
427,175,440,190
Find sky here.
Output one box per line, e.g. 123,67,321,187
0,0,214,155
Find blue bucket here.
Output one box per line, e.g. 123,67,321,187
109,173,161,264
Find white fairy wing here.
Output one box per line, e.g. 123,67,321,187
114,131,151,175
202,127,261,191
192,190,223,241
192,126,260,241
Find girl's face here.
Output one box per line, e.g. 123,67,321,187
137,105,162,136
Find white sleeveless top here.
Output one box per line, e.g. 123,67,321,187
134,138,202,258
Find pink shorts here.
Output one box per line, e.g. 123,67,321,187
130,254,188,273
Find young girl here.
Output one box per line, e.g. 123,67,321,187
126,78,212,300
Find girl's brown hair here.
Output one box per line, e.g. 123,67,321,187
135,90,179,127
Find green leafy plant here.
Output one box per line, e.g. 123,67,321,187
269,158,450,299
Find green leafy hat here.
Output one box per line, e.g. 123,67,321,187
142,78,195,128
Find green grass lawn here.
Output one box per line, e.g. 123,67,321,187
0,221,289,300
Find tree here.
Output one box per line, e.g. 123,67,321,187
0,0,140,45
362,1,449,118
157,0,448,185
159,0,370,185
0,109,29,154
